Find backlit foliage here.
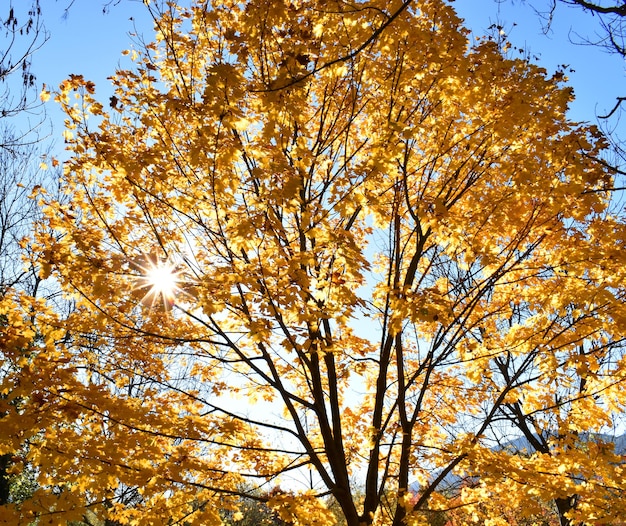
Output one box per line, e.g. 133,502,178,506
5,0,626,524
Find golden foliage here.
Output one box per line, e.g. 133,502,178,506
3,0,626,525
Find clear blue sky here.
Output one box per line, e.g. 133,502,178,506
24,0,626,144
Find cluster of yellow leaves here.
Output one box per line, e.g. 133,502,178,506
454,437,626,525
269,491,336,526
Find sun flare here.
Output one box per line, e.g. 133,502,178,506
145,262,178,299
132,255,182,309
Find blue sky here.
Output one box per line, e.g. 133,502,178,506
22,0,626,144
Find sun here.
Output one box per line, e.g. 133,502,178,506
145,261,179,299
133,256,182,309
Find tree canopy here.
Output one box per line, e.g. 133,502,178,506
2,0,626,525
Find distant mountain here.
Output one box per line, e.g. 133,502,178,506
500,432,626,455
409,432,626,494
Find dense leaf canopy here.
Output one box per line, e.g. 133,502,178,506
2,1,626,525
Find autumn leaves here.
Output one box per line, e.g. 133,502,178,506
1,1,625,525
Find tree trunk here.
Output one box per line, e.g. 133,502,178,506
0,453,12,505
555,495,578,526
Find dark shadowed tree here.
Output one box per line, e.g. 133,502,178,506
0,1,48,151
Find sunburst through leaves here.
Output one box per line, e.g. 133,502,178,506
133,255,182,310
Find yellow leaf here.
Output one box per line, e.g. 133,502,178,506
40,85,51,102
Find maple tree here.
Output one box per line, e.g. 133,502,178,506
6,0,626,524
0,136,67,519
0,2,63,507
537,0,626,57
495,0,626,163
